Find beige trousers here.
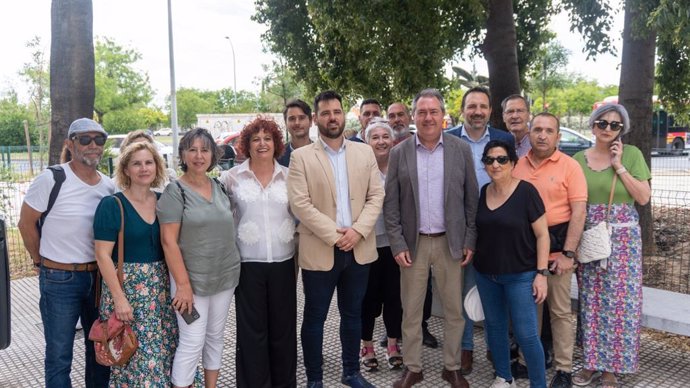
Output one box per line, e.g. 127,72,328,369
400,235,465,373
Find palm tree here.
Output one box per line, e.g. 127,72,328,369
49,0,95,165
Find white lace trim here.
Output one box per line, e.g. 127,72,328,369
237,221,260,245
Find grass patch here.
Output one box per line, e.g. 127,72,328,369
6,227,35,279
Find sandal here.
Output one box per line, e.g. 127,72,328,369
386,344,403,369
573,369,601,386
360,346,378,371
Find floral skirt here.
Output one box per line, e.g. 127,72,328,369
576,203,642,373
100,260,178,387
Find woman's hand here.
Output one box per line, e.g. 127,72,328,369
609,138,624,170
172,283,195,314
113,295,134,322
533,274,548,304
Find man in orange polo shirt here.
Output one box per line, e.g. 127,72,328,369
512,112,587,388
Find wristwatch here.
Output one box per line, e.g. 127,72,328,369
562,250,576,259
536,268,551,276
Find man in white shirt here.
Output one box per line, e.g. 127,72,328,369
502,94,532,157
18,118,115,388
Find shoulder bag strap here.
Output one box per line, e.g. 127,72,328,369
605,173,618,223
112,195,125,288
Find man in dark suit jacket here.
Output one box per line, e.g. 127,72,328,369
385,88,478,388
278,99,313,167
446,86,515,374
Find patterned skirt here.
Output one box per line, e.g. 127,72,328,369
576,203,643,374
100,260,178,388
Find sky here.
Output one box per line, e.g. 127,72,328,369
0,0,625,108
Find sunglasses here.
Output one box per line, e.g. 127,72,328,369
481,155,510,165
594,120,624,131
73,135,107,146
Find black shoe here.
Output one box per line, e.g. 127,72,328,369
510,361,529,380
341,372,375,388
422,327,438,348
549,371,572,388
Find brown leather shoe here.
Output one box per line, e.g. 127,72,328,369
460,349,473,375
441,368,470,388
392,368,424,388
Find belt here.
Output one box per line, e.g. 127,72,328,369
41,257,98,272
418,231,446,238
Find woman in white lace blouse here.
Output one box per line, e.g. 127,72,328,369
220,116,297,388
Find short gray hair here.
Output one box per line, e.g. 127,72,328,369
589,104,631,135
412,88,445,115
364,117,394,143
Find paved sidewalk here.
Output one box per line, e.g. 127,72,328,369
1,276,688,387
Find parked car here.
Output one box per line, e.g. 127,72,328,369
154,128,173,136
216,132,243,169
559,127,593,156
108,134,174,166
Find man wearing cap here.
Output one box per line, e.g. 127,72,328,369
19,118,115,388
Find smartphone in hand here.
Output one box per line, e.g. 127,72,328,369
180,305,200,325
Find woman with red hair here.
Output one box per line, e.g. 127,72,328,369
220,116,297,388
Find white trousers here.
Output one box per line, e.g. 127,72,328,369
170,277,235,386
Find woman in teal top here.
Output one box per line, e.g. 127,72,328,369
572,104,651,388
94,141,177,387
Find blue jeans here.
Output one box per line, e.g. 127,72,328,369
476,270,545,388
461,265,476,350
39,268,110,388
301,248,370,382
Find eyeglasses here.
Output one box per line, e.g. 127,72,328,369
72,135,107,146
481,155,510,165
594,120,624,131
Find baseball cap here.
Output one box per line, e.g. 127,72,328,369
67,118,108,138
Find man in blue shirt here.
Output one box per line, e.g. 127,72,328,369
446,86,514,375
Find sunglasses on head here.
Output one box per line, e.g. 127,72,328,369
594,120,624,131
481,155,510,165
73,134,107,146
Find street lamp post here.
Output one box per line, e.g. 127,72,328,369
168,0,179,163
224,36,237,106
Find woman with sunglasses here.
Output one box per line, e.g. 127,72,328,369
472,140,550,388
571,104,651,388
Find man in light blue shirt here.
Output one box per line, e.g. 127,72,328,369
446,86,514,375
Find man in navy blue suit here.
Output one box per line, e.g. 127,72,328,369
446,86,514,375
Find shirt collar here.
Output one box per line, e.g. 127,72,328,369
460,124,489,142
414,133,444,150
319,136,346,154
236,159,286,180
525,148,562,168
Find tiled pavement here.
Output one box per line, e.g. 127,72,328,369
1,276,689,387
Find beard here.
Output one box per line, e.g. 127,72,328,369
72,148,103,167
317,120,345,139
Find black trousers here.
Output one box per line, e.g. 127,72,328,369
235,259,297,388
361,246,403,340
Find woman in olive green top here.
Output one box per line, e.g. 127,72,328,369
157,128,241,388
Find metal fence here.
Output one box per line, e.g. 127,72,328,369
1,148,690,292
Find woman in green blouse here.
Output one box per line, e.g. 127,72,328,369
94,141,177,386
572,104,651,388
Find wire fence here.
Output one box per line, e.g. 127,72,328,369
2,147,690,292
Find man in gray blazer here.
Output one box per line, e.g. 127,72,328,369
385,88,479,388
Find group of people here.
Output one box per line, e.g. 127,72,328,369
17,85,650,388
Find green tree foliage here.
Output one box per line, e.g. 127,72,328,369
259,59,308,112
528,41,570,111
0,92,36,146
94,37,153,122
19,36,50,134
253,0,484,103
530,79,617,127
101,107,167,134
175,88,215,129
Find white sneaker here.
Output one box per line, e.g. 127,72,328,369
490,376,516,388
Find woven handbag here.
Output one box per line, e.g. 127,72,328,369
577,174,617,264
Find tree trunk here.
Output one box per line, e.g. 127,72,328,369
618,0,657,255
480,0,521,130
49,0,95,165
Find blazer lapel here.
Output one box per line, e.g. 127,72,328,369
405,138,419,206
313,140,337,204
442,133,452,204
